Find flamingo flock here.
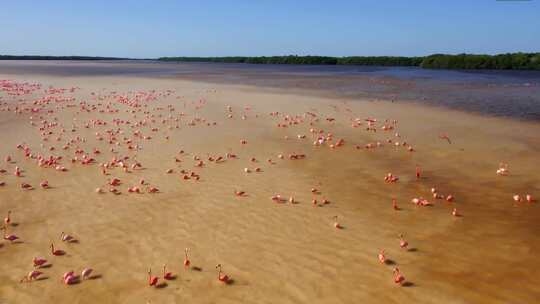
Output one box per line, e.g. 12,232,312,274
146,250,231,288
0,77,538,297
1,211,95,285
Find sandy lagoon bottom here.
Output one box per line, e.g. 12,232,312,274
0,74,539,304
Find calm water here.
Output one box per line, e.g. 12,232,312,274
1,60,539,120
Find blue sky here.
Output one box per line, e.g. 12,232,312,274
1,0,539,58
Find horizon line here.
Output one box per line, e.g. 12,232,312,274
1,51,539,60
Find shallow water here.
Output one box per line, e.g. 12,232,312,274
1,60,539,120
0,71,539,304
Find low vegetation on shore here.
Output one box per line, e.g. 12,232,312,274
157,55,423,66
159,53,540,70
420,53,540,70
2,53,539,70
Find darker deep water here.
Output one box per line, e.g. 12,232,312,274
1,60,539,121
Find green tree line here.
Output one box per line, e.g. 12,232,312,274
159,53,540,70
158,55,422,66
420,53,540,70
2,53,539,70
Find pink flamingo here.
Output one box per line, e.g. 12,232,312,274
216,264,230,283
64,275,77,285
40,180,49,189
399,234,408,249
33,257,47,268
63,271,75,281
384,173,399,183
3,225,19,243
148,268,159,287
393,267,405,285
333,216,342,229
496,163,509,176
234,190,246,197
50,243,65,256
439,133,452,144
109,178,121,186
60,232,75,242
378,250,386,264
392,199,399,210
63,271,77,285
163,264,174,280
4,210,11,226
20,270,43,283
128,186,141,193
81,268,93,280
452,208,459,217
184,248,191,268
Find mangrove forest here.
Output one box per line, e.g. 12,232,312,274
159,53,540,70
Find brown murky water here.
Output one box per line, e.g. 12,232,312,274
0,67,539,303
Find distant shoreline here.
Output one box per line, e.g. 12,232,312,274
158,53,540,70
2,53,539,70
0,55,133,61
